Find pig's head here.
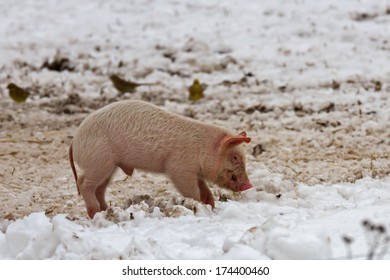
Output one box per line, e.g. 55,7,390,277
213,132,253,192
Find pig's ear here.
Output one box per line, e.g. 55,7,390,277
220,132,251,151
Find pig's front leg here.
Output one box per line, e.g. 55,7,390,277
198,178,215,208
169,171,201,205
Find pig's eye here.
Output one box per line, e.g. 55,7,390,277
231,155,239,163
231,175,237,181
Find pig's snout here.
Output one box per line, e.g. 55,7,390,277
234,173,253,191
227,173,253,192
239,182,253,191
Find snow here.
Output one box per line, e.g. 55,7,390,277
2,0,390,259
1,177,390,259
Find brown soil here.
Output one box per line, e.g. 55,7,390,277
2,69,390,221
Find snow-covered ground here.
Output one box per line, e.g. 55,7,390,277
1,0,390,259
2,176,390,259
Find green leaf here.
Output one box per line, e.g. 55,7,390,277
7,83,30,103
110,74,157,94
188,79,204,101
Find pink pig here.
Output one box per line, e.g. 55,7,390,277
69,100,252,218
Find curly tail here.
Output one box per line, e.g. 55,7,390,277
69,142,80,195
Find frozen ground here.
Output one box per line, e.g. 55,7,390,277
1,0,390,259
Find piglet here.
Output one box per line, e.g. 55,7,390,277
69,100,252,218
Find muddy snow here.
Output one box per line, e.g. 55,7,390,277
1,0,390,259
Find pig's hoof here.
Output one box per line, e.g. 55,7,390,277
201,196,215,209
87,208,100,219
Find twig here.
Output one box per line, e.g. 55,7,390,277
0,138,53,144
0,151,18,157
342,235,354,259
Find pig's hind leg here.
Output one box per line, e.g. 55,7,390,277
94,162,134,212
79,167,116,218
95,176,112,211
79,176,101,218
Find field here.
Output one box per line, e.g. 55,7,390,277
1,0,390,259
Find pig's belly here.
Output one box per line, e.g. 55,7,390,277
117,146,169,174
132,159,166,174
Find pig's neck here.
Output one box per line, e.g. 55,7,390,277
199,130,227,183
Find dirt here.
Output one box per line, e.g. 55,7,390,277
2,58,390,221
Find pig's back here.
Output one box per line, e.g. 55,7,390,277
73,100,227,173
100,100,220,143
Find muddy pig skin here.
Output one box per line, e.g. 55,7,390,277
69,100,252,218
